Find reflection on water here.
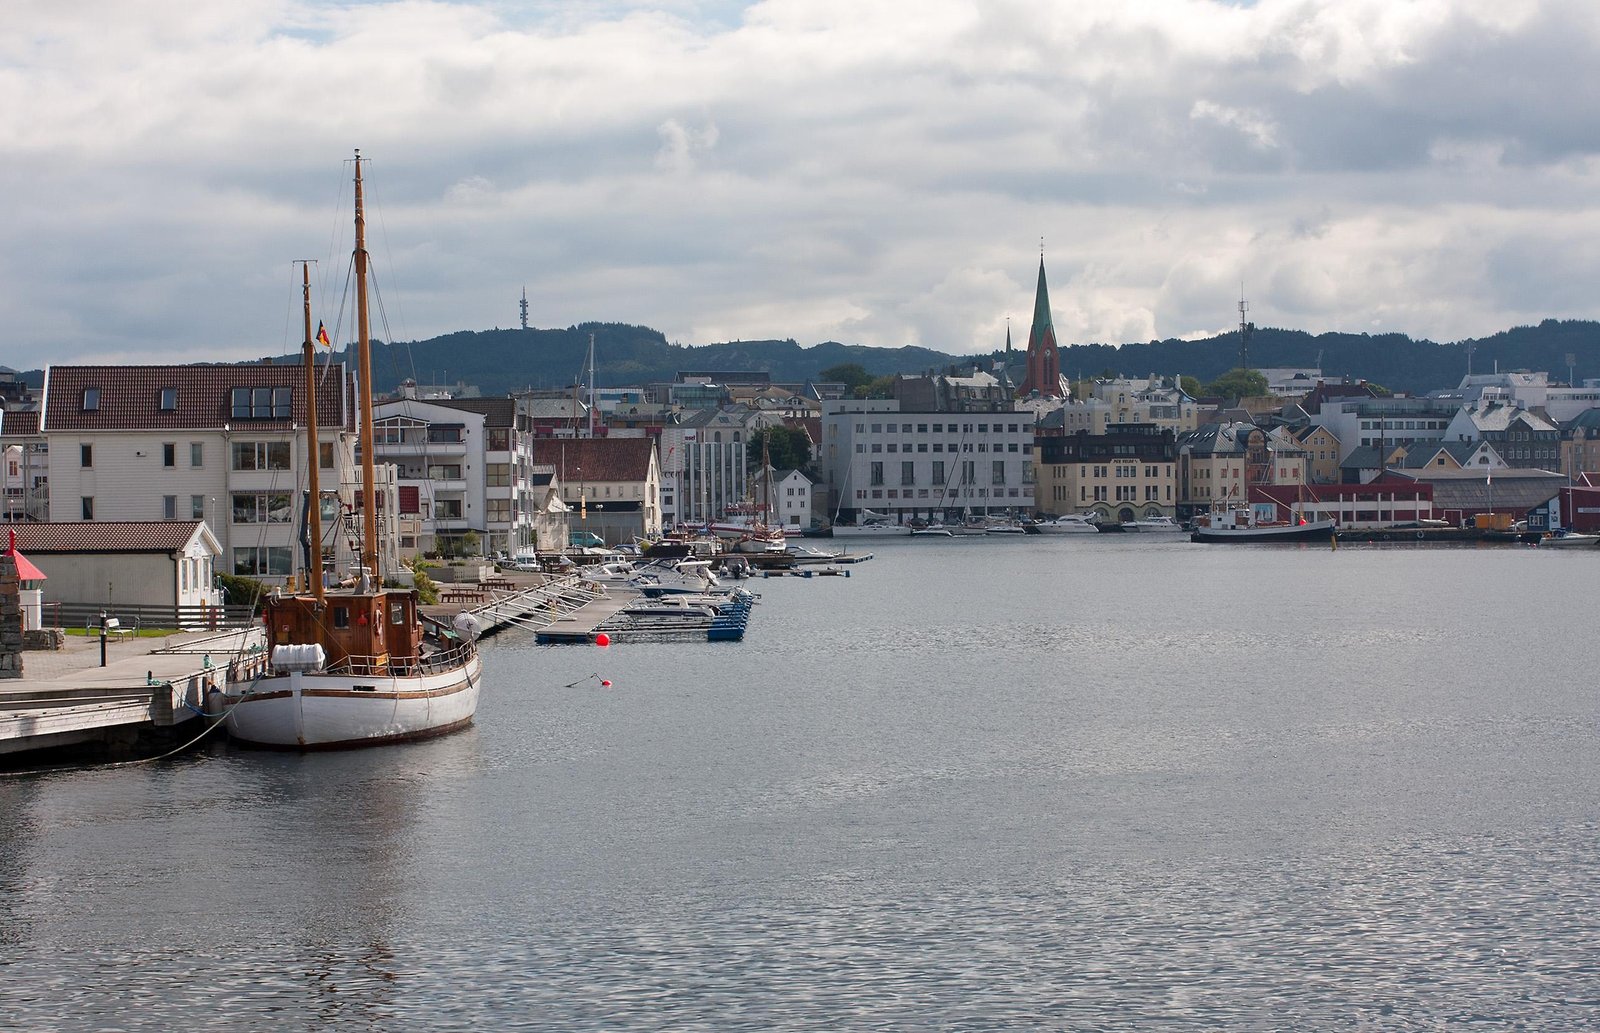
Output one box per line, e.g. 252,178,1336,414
3,540,1599,1029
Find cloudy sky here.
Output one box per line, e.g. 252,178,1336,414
4,0,1597,366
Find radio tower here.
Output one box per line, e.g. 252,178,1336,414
519,286,529,331
1237,288,1254,370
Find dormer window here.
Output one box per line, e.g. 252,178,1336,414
231,386,292,419
82,387,100,411
160,387,178,411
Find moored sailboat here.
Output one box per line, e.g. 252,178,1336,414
225,152,483,749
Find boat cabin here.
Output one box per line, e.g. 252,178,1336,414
264,589,423,674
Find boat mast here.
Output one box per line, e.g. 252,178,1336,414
587,331,596,438
298,260,325,603
354,151,379,582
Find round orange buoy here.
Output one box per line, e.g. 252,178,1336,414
594,632,610,647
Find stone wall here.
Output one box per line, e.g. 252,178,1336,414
0,554,21,678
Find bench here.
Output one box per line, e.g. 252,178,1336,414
89,616,138,642
441,589,487,604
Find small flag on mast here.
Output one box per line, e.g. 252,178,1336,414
316,321,331,348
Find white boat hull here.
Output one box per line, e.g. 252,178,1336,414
1033,520,1099,534
832,523,913,538
225,654,483,749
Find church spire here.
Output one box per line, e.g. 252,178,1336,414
1017,255,1063,397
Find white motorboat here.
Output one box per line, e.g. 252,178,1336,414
832,520,913,538
1539,529,1600,548
1031,513,1101,535
1120,515,1184,533
225,153,482,749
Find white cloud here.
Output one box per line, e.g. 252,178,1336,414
0,0,1597,368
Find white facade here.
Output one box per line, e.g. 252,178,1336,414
821,399,1036,523
45,426,359,586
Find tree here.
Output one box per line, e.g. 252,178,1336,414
1179,375,1201,397
821,363,872,393
750,426,812,472
859,374,896,399
1203,367,1269,399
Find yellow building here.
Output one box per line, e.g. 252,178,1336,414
1034,423,1178,522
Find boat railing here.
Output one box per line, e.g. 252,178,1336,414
316,639,477,678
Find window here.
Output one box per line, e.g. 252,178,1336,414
163,443,176,468
426,464,463,480
870,462,884,486
231,386,292,419
901,461,915,486
190,442,203,467
83,388,100,411
428,425,464,444
992,461,1006,485
159,387,177,411
81,496,94,520
331,605,350,629
434,500,463,519
232,493,292,524
231,441,291,471
319,442,334,469
191,495,206,520
486,463,511,487
931,461,945,486
486,499,511,523
163,495,177,519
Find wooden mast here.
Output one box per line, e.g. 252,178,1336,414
298,260,325,603
353,151,379,582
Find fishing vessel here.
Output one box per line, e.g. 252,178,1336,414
225,152,483,749
1189,504,1336,543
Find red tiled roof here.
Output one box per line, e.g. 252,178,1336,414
5,521,208,553
43,364,351,433
0,409,40,436
530,438,655,482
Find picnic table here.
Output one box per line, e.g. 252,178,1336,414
441,588,487,604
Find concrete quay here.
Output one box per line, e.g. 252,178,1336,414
0,627,265,762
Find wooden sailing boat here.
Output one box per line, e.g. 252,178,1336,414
225,152,483,749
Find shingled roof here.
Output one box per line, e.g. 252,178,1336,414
42,364,352,433
6,521,211,553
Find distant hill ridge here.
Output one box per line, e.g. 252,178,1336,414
22,318,1600,398
356,318,1600,398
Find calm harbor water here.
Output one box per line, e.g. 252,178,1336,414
2,537,1598,1030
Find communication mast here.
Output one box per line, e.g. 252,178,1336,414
519,286,529,331
1238,289,1254,370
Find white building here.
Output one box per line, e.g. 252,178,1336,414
659,406,783,527
821,390,1036,525
39,364,362,587
372,396,540,559
10,520,223,612
756,468,815,528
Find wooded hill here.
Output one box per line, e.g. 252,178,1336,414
21,318,1600,398
338,318,1600,398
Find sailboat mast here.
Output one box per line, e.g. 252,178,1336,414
587,332,596,438
298,260,325,603
354,151,379,580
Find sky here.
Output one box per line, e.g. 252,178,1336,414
4,0,1599,366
